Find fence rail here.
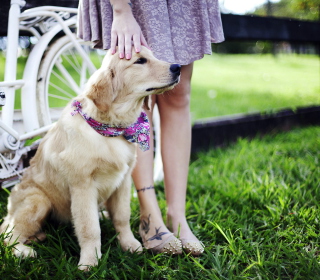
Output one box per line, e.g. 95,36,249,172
192,106,320,153
221,14,320,43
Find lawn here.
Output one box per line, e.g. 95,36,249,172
0,52,319,278
1,125,320,279
191,54,320,120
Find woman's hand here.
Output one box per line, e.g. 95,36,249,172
110,1,149,59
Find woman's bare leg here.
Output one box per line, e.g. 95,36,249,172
132,97,182,254
157,63,203,254
133,63,203,254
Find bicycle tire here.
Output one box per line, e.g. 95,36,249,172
36,35,105,126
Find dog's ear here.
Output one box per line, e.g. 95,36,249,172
143,95,151,111
87,68,115,112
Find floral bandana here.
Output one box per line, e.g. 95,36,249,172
71,100,150,151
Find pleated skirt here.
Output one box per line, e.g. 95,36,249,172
77,0,225,65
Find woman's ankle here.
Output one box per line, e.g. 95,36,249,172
139,213,172,248
166,212,186,233
166,213,199,240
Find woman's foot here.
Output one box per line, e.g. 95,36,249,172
139,214,182,254
167,215,204,256
180,239,204,256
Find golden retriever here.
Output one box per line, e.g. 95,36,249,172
0,46,181,270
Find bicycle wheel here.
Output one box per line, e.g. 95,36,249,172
36,35,106,126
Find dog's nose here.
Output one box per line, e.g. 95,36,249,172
170,64,181,75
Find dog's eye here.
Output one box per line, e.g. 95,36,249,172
134,58,147,64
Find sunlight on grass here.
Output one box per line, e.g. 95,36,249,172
191,54,320,120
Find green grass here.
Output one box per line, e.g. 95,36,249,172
1,52,319,278
191,54,320,120
1,53,319,119
1,125,320,279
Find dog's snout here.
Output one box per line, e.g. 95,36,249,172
170,64,181,75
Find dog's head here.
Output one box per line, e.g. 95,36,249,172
85,46,180,124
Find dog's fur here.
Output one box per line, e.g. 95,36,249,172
0,47,180,270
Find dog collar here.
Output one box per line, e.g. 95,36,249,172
71,100,150,151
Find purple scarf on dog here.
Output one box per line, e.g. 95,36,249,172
71,100,150,151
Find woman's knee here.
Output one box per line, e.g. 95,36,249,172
162,82,191,109
157,63,193,109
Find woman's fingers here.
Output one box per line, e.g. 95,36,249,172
110,30,118,55
111,13,149,59
117,34,125,59
140,33,150,50
132,33,141,53
110,32,149,59
125,34,133,59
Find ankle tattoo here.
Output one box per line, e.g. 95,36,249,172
147,226,169,241
136,185,155,193
141,214,169,241
141,214,151,234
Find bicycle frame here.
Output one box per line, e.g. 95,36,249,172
0,0,95,153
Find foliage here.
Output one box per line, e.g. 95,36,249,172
252,0,320,21
0,125,320,279
212,40,274,54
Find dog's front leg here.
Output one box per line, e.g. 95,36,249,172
106,175,142,253
70,186,101,270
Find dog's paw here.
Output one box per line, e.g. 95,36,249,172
78,257,99,271
121,238,143,254
78,264,93,271
13,244,37,258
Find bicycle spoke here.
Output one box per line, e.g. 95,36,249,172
50,69,73,90
48,92,73,101
54,60,82,94
68,47,82,70
80,62,89,88
61,53,82,76
63,48,93,91
48,81,75,100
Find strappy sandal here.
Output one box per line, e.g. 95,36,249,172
139,224,182,254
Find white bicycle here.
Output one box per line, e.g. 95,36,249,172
0,0,163,188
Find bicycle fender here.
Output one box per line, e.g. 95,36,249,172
21,16,77,133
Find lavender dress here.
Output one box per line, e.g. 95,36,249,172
77,0,224,65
